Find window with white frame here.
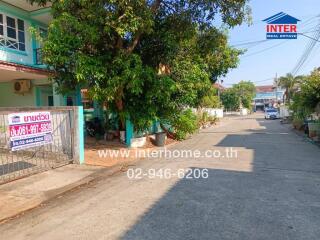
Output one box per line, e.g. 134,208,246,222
0,13,25,51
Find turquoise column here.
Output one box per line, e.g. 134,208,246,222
78,106,85,164
30,21,38,65
75,86,82,106
93,101,104,119
153,120,160,133
125,119,134,147
76,87,85,163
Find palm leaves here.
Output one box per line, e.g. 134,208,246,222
278,73,304,104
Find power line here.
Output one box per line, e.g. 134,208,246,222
241,40,290,58
298,32,320,42
297,41,320,73
224,77,274,86
231,40,268,47
291,18,320,76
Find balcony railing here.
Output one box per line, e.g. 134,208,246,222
35,48,43,65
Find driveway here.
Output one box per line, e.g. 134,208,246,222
1,114,320,240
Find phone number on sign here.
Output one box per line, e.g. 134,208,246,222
127,168,209,179
10,122,52,137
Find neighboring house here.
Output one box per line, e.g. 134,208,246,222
0,1,79,108
253,85,285,111
213,83,225,92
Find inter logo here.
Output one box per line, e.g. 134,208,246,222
11,116,21,124
263,12,300,39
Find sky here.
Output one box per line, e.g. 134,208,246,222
222,0,320,87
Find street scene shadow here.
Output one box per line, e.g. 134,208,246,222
121,117,320,240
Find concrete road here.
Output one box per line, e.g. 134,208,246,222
1,114,320,240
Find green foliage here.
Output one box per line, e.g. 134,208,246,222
233,81,256,109
278,73,304,104
292,116,304,130
221,88,239,111
197,111,218,127
28,0,251,136
200,88,222,108
299,71,320,110
290,69,320,118
170,109,199,140
221,81,255,110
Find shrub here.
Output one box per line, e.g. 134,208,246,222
172,109,199,140
201,95,222,108
292,116,304,130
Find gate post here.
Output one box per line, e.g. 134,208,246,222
73,106,85,164
125,119,134,147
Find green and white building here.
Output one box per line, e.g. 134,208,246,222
0,1,82,108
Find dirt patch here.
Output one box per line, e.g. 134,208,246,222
85,136,177,167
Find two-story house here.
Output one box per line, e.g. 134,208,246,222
0,1,77,108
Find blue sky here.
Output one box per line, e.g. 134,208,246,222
223,0,320,87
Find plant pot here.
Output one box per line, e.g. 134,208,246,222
106,131,114,141
308,122,319,131
155,132,166,147
308,123,320,138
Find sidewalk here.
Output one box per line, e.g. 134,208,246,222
0,164,105,223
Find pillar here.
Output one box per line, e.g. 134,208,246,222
125,119,134,147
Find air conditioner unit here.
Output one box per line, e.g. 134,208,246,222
14,80,31,94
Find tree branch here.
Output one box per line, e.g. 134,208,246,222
126,0,162,54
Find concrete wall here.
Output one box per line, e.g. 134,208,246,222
204,108,224,118
280,106,290,118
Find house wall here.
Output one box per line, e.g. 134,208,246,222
0,79,52,107
0,81,36,107
0,2,47,68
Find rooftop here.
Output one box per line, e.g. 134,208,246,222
256,85,275,93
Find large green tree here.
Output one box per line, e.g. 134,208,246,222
291,69,320,117
221,81,255,110
29,0,250,132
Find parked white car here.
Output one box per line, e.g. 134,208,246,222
265,108,279,119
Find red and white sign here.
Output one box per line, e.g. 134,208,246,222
8,112,53,151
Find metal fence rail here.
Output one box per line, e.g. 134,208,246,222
0,107,75,184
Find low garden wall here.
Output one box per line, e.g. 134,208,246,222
204,108,224,118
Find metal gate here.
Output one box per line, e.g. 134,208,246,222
0,107,76,184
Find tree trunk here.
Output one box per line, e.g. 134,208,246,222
115,87,125,131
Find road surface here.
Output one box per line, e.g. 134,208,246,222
1,114,320,240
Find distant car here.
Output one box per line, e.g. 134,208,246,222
265,109,279,119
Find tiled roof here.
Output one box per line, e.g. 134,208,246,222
256,85,274,93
